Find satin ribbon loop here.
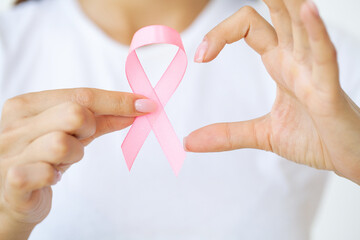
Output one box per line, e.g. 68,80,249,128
121,25,187,176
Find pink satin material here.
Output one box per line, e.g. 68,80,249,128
121,25,187,176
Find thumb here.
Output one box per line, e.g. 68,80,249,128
184,115,271,152
81,115,135,146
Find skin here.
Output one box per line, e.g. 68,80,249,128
1,0,360,239
185,0,360,185
78,0,209,45
0,1,209,239
0,88,155,239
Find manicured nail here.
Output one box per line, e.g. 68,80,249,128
135,99,157,113
52,170,62,185
307,0,319,16
183,136,189,152
194,39,208,63
56,171,62,182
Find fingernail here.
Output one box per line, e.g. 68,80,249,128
194,39,208,63
135,99,157,113
183,136,189,152
56,171,62,182
52,170,62,185
307,0,319,16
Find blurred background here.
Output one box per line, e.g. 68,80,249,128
1,0,359,239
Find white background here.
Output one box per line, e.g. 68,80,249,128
1,0,360,239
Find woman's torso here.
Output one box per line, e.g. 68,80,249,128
2,0,358,239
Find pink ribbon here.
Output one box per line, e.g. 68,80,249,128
121,25,187,176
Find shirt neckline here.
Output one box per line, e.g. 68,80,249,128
63,0,221,52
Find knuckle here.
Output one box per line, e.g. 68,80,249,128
75,147,85,163
2,97,27,115
7,166,27,190
49,132,70,158
72,88,94,109
327,46,338,61
0,119,24,134
0,132,15,156
315,47,337,65
209,6,256,44
112,94,133,114
206,6,257,43
42,165,56,186
65,102,86,130
239,5,256,17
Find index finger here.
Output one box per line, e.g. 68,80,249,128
4,88,152,119
198,6,277,63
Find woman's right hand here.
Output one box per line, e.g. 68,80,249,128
0,88,156,240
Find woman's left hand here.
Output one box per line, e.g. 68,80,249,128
184,0,360,185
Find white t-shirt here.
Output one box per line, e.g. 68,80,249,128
0,0,359,239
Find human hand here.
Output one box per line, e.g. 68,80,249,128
185,0,360,184
0,88,156,240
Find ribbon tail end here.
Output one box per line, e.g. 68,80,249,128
126,160,134,172
170,153,186,177
121,146,135,172
172,164,182,177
